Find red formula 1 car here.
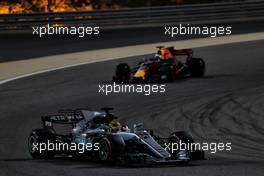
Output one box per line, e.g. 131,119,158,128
113,47,205,83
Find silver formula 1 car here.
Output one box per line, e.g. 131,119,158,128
28,108,204,165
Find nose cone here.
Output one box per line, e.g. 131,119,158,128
134,69,146,79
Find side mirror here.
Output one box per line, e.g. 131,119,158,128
133,123,143,132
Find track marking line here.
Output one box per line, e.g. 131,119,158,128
0,32,264,85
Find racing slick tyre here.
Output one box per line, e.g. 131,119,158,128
113,63,131,83
98,138,113,162
28,129,55,159
168,131,193,160
169,131,194,143
187,58,205,77
168,131,205,160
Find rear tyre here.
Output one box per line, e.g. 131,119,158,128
28,129,55,159
98,138,112,162
187,58,205,77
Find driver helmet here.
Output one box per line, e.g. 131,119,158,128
109,119,121,132
159,48,173,60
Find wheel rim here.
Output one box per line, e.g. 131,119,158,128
99,141,109,161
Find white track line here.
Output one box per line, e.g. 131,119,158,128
0,54,137,85
0,32,264,85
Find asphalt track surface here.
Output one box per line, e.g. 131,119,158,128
1,40,264,176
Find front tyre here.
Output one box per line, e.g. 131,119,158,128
113,63,131,83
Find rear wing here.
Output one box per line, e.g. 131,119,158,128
156,46,193,56
41,109,85,128
174,49,193,56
